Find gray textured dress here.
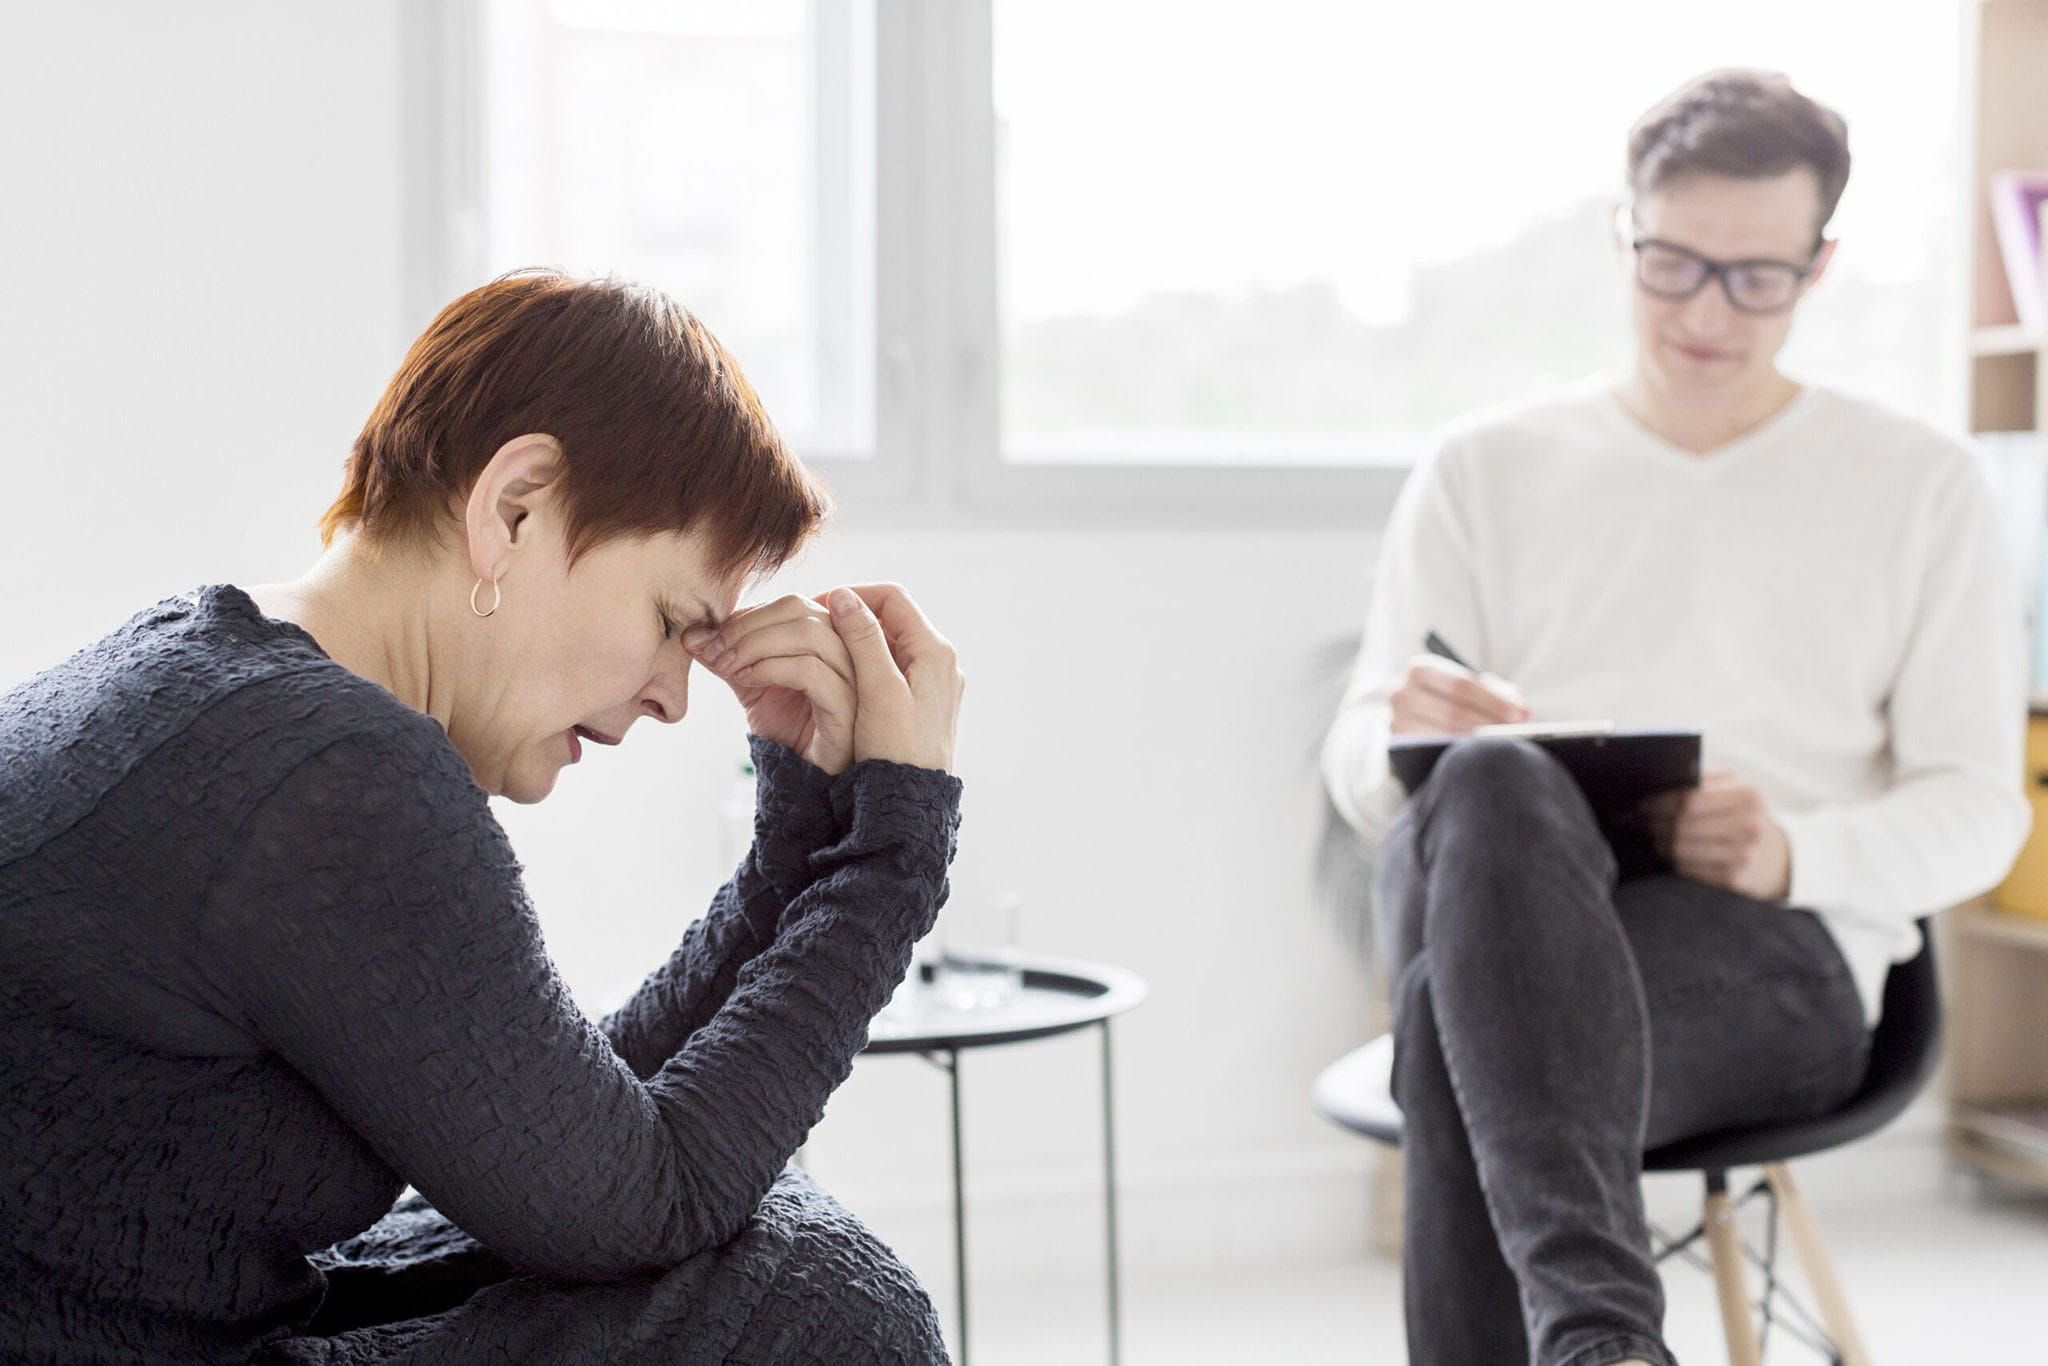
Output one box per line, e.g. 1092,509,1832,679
0,583,963,1364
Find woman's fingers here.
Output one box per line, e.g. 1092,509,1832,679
703,617,855,692
824,585,958,772
683,585,960,776
827,587,909,695
684,593,826,663
835,583,954,673
839,582,934,635
732,654,856,730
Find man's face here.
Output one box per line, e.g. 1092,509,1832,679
1624,168,1835,400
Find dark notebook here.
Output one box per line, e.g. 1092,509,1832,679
1388,724,1702,812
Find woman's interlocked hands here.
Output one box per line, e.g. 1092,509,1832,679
685,583,963,777
685,594,857,774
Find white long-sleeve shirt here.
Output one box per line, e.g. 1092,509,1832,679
1322,377,2031,1023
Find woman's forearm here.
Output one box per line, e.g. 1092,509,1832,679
598,736,841,1078
634,755,963,1257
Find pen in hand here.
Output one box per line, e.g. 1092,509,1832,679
1415,630,1532,729
1424,630,1475,672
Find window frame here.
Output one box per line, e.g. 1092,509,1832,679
406,0,1411,529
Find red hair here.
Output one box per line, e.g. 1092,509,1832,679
321,270,830,579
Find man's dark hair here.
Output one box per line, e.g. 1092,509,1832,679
1627,70,1852,239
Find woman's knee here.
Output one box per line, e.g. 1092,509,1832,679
745,1172,948,1365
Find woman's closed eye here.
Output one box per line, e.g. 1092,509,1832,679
658,596,699,643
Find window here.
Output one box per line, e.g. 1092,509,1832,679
480,0,875,459
991,0,1963,469
423,1,1965,516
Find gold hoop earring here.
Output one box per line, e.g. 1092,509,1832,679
470,577,501,618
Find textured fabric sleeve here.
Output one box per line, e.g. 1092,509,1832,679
1321,435,1489,847
192,719,962,1283
1777,457,2032,924
598,735,840,1079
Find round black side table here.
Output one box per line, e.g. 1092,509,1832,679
860,953,1147,1366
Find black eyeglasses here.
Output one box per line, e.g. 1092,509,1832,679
1626,232,1821,315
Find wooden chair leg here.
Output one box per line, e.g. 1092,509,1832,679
1764,1163,1871,1366
1702,1175,1762,1366
1371,1145,1404,1259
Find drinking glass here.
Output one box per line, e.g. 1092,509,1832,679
933,891,1024,1011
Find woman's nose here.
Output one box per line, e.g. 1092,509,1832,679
642,660,689,725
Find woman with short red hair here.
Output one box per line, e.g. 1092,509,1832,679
0,270,965,1364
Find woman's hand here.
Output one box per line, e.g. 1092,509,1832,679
684,595,858,776
821,584,963,773
1388,654,1531,734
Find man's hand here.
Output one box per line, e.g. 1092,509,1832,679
1641,770,1791,901
1388,655,1532,735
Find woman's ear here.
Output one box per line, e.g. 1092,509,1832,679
464,434,566,585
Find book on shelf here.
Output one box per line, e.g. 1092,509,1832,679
1989,170,2048,331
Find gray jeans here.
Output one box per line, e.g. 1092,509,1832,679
1379,737,1871,1366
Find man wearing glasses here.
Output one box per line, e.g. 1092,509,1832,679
1323,70,2027,1366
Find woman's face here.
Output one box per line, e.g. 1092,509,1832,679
485,528,744,803
448,442,749,803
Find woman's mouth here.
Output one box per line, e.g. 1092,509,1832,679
566,724,620,762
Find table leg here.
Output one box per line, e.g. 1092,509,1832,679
948,1047,969,1366
1101,1019,1122,1366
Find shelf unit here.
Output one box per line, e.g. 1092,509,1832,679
1947,0,2048,1190
1946,903,2048,1181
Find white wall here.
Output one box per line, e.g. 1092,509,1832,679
1,2,409,671
0,2,1389,1288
